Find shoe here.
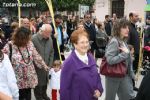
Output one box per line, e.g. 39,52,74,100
43,96,50,100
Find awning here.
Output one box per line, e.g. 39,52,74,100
145,4,150,11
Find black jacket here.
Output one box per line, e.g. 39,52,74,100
128,22,140,54
67,20,76,38
104,20,112,36
0,24,12,40
136,72,150,100
84,22,97,51
51,23,64,60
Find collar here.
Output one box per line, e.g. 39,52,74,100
75,49,88,59
75,49,88,64
85,22,92,27
37,32,43,40
130,22,136,28
71,50,96,69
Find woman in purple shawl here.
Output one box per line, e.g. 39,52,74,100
60,29,103,100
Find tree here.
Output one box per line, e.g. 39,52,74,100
52,0,95,11
0,0,95,11
0,0,95,17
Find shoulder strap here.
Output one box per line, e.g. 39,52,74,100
9,43,12,61
105,37,121,51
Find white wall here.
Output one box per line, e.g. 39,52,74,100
95,0,147,21
124,0,147,20
95,0,109,21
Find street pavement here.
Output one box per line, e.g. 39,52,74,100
31,52,143,100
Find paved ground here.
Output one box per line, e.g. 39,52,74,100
31,52,143,100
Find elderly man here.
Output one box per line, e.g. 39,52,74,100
32,24,54,100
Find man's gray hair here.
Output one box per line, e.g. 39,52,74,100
40,24,52,31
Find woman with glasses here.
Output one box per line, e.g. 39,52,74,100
60,29,103,100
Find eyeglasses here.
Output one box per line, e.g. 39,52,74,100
77,41,89,45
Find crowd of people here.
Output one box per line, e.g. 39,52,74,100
0,10,150,100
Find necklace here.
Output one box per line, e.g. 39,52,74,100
0,53,4,68
0,53,4,62
18,46,30,64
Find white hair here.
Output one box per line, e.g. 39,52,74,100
40,24,52,31
2,17,8,24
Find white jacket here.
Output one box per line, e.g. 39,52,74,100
0,54,19,100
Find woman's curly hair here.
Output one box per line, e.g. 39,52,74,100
112,18,130,39
12,27,31,47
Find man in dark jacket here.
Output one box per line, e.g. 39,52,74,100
104,15,112,36
128,12,140,93
0,18,12,40
51,14,65,60
128,12,140,74
67,16,76,39
83,13,97,54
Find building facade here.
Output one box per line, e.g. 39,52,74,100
95,0,147,21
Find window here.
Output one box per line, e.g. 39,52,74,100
112,0,124,18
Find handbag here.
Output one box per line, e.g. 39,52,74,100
100,38,127,77
100,57,127,77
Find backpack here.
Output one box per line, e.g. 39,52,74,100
96,30,108,48
95,30,109,58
